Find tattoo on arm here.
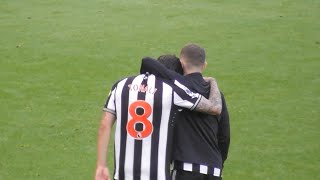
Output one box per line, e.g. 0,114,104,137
195,78,222,115
208,78,222,114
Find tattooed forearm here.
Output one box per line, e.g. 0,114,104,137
208,77,222,114
196,97,216,115
195,77,222,115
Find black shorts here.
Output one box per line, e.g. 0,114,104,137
172,169,222,180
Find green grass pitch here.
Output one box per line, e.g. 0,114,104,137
1,0,319,179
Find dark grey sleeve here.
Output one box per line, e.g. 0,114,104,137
217,93,230,165
140,57,181,81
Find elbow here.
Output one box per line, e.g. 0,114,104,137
98,124,107,136
211,105,222,115
217,106,222,115
98,120,111,136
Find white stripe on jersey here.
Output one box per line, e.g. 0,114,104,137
124,75,145,180
213,168,221,177
104,85,117,113
173,92,194,110
114,78,128,180
157,83,173,180
172,170,177,180
140,75,156,180
174,80,200,99
199,165,208,174
183,162,193,171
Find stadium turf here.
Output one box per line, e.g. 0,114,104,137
0,0,319,179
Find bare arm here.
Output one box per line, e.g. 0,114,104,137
194,77,222,115
95,112,116,180
206,77,222,114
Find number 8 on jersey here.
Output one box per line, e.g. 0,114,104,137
126,100,153,140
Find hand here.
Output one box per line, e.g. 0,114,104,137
203,77,216,83
95,166,110,180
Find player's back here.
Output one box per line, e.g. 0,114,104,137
173,73,223,175
110,74,176,180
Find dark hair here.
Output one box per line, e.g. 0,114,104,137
180,43,206,66
157,54,183,75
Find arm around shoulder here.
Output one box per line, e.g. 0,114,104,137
195,77,222,115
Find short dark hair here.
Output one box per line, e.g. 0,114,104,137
157,54,183,75
180,43,206,66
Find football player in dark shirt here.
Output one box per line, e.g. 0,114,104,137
140,43,230,180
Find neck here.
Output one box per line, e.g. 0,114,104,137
183,68,202,75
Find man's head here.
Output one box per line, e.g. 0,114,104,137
179,43,207,74
157,54,183,75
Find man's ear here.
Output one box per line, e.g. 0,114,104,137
180,58,185,70
201,61,207,71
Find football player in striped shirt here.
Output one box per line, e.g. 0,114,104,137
140,44,230,180
95,57,222,180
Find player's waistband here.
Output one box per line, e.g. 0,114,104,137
173,160,222,177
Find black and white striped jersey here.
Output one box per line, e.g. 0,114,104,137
103,73,202,180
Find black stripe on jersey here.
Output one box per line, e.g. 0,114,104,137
104,79,121,110
192,163,200,172
149,80,163,179
190,95,202,110
207,165,214,175
173,161,183,170
165,105,178,180
119,77,135,180
133,77,148,180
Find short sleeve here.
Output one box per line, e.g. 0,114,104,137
173,80,202,110
103,82,118,115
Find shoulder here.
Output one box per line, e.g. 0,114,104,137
110,75,138,89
